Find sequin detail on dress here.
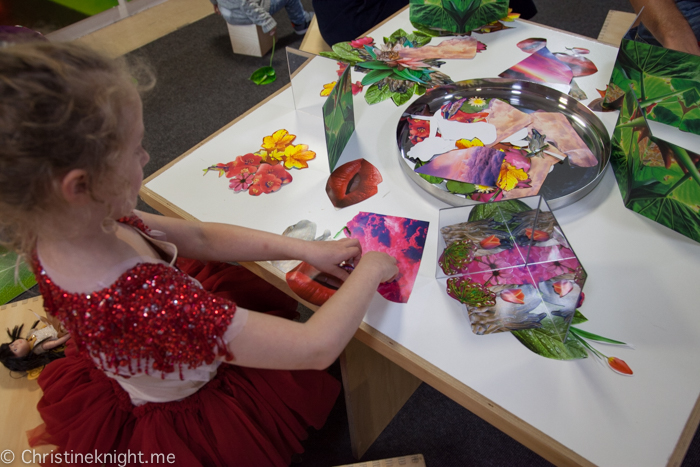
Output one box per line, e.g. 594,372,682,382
33,224,236,379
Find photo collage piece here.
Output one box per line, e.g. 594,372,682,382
499,38,599,99
437,198,586,341
345,212,429,303
319,28,486,107
405,95,598,202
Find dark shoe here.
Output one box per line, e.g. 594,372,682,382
292,11,314,35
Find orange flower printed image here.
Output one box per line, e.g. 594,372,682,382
455,137,484,149
408,117,430,144
283,144,316,169
497,162,529,191
204,129,315,196
262,129,296,154
321,82,336,97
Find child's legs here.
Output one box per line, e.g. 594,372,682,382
269,0,307,25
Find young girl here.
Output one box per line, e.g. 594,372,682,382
0,41,397,466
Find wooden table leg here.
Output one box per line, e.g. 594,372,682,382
340,338,422,459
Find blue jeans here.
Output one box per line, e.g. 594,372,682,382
270,0,307,25
625,0,700,46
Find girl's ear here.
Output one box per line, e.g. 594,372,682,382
60,169,90,204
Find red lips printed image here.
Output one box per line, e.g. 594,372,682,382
286,261,344,306
326,159,383,208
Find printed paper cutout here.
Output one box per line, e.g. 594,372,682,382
603,37,700,135
471,8,520,34
610,90,700,243
320,28,484,106
399,36,480,60
326,159,383,208
345,212,429,303
323,66,355,172
485,99,532,144
203,129,316,196
499,46,573,86
502,38,599,100
409,0,509,36
286,261,343,306
272,221,331,273
438,198,585,342
529,112,597,167
415,146,506,186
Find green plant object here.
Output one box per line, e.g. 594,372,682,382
409,0,509,36
320,29,454,107
250,37,277,85
0,247,36,305
512,318,588,360
467,199,531,223
322,67,355,172
604,38,700,135
611,91,700,242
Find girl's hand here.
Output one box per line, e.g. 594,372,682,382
355,251,399,284
303,238,361,281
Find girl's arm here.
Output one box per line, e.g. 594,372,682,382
224,251,399,370
135,210,361,280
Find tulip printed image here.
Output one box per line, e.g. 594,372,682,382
202,129,315,196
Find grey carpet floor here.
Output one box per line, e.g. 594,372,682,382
16,1,700,465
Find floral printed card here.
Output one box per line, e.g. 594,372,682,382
437,198,585,341
345,212,429,303
323,66,355,172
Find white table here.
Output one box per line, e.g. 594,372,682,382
141,9,700,466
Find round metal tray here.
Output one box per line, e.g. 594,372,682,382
396,78,610,210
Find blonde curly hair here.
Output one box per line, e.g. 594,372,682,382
0,41,154,258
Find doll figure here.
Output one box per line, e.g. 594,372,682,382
0,316,70,378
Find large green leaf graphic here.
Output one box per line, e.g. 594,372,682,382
0,247,36,305
323,67,355,171
611,91,700,242
467,199,530,222
607,38,700,135
512,317,588,360
409,0,508,35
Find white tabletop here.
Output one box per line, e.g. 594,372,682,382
144,10,700,467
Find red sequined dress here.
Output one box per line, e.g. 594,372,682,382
27,215,340,467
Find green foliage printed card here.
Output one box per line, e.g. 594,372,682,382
604,38,700,135
0,246,36,305
323,66,355,172
611,91,700,242
409,0,509,35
